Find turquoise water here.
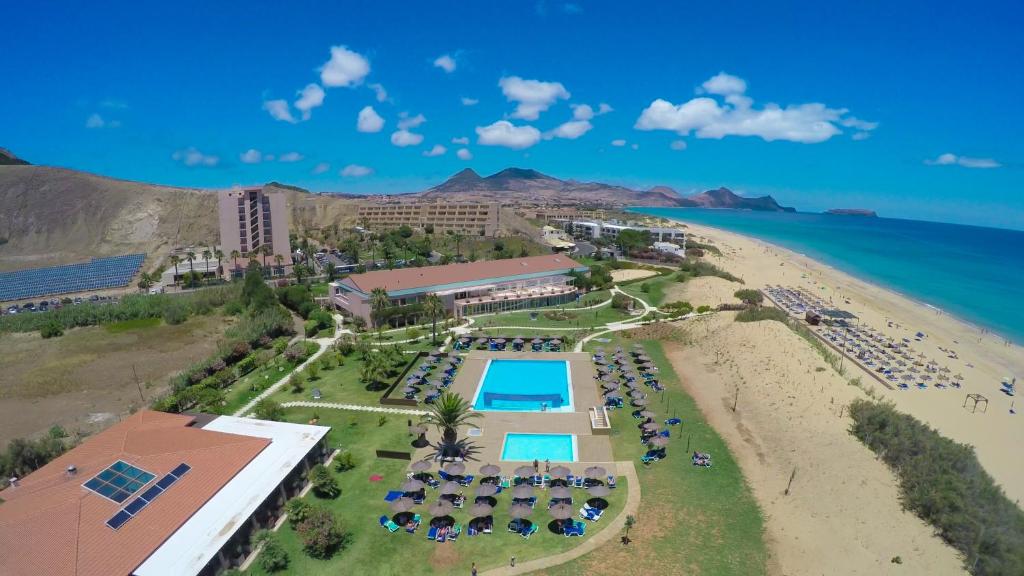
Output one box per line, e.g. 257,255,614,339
629,207,1024,344
501,433,577,462
473,359,572,412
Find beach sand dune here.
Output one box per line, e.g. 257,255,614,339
679,222,1024,504
610,268,659,283
667,314,965,575
663,276,741,308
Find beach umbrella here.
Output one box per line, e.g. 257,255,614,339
630,390,646,399
551,339,562,345
606,393,623,401
428,500,454,517
440,481,461,495
549,465,571,478
444,462,466,475
549,486,572,498
531,338,543,344
587,484,611,498
390,496,416,514
514,465,536,477
402,386,419,394
479,463,501,476
475,484,498,497
512,484,534,498
401,479,425,492
584,466,606,479
642,422,659,431
639,410,656,418
494,338,506,344
469,502,494,518
632,398,649,406
549,503,574,520
648,436,669,447
411,460,432,472
509,503,533,519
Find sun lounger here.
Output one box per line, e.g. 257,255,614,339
425,476,440,489
449,524,462,541
438,470,453,481
379,515,389,527
457,474,475,486
521,524,539,539
406,514,421,533
384,490,404,502
574,476,584,488
427,526,438,540
386,519,401,532
607,475,617,488
531,475,543,486
665,417,682,426
500,476,511,488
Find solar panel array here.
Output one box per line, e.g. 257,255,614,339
106,463,191,530
83,460,156,504
0,253,145,302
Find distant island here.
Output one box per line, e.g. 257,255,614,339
825,208,878,217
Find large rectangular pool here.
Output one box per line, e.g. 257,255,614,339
472,359,573,412
501,433,578,462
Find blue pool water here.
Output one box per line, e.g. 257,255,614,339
629,207,1024,345
472,359,572,412
501,433,577,462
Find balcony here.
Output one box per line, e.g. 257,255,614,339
454,284,576,309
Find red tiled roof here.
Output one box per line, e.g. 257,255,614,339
340,254,584,295
0,411,269,576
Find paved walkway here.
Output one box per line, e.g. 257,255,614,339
280,400,427,416
480,461,642,576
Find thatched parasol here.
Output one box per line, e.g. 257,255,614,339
410,460,432,472
444,462,466,475
639,410,656,418
440,481,461,495
428,500,454,516
469,502,494,518
514,465,536,477
642,422,659,431
648,436,669,447
389,496,415,513
587,484,611,498
479,463,501,476
548,503,574,520
584,466,606,479
408,424,428,435
549,465,571,478
401,479,425,492
549,486,572,499
632,398,649,406
475,484,498,497
512,484,534,498
509,503,534,519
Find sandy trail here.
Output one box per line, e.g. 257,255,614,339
675,221,1024,504
665,315,964,575
610,268,659,282
663,275,741,308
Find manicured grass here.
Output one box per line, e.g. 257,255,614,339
103,317,162,333
618,276,675,307
473,302,630,330
536,337,767,575
270,350,386,407
247,408,628,576
221,341,322,415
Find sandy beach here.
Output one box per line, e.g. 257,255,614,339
652,220,1023,575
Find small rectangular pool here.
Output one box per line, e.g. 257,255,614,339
501,433,577,462
472,359,573,412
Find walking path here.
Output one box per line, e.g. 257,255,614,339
480,461,642,576
280,400,427,416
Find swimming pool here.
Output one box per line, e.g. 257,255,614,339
501,433,578,462
472,359,573,412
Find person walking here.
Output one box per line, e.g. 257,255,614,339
471,562,478,576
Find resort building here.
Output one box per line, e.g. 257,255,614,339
329,254,588,325
356,201,501,236
540,225,576,253
567,220,685,244
0,410,330,576
218,187,291,278
516,206,607,223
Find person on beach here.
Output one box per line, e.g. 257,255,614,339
533,459,539,473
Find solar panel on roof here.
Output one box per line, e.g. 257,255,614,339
155,475,178,490
123,497,148,516
103,462,191,531
106,510,132,530
83,460,155,504
169,463,191,478
139,485,163,502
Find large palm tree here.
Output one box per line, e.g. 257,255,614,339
423,293,445,344
370,287,390,327
214,248,224,276
274,254,284,277
260,244,271,270
202,247,212,268
186,250,196,275
359,350,391,391
169,254,180,283
451,232,464,257
421,392,481,460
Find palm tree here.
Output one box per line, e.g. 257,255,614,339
274,254,284,277
185,250,196,276
423,293,445,344
370,287,390,328
229,249,240,277
137,272,153,291
324,261,337,282
359,350,391,391
260,244,271,269
451,232,464,258
169,254,181,283
420,392,481,460
202,247,212,268
214,248,224,276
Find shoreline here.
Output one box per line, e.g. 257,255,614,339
656,217,1023,504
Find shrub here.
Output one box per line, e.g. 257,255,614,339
734,289,764,305
254,399,284,421
306,363,320,380
310,464,340,499
286,498,313,527
696,305,712,314
334,451,356,472
285,344,310,363
319,356,333,370
735,307,789,323
257,534,289,573
335,338,355,356
849,400,1024,575
162,301,189,325
304,319,320,337
611,294,633,310
663,301,693,316
290,371,306,393
296,507,347,559
40,320,64,338
405,326,422,341
678,259,742,283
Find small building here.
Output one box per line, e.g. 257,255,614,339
330,254,588,325
653,241,685,257
0,410,329,576
567,220,684,243
540,225,576,253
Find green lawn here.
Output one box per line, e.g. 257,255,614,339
618,276,676,307
535,336,767,575
104,317,163,333
247,408,628,576
221,341,322,415
472,301,631,330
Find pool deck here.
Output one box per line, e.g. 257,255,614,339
412,351,616,474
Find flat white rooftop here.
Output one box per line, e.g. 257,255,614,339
134,416,329,576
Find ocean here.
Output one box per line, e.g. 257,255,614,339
628,207,1024,345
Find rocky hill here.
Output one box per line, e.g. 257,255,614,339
0,148,29,166
675,187,795,212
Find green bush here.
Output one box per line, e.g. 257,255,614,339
678,259,742,283
734,289,764,305
40,320,64,338
310,464,340,499
257,534,289,572
735,307,788,323
611,294,633,310
849,400,1024,575
663,301,693,316
286,498,313,527
696,305,712,314
254,399,284,421
296,507,347,559
334,451,356,472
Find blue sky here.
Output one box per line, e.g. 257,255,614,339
3,0,1023,229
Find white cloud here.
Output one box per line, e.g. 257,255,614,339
423,144,447,157
312,162,331,174
240,149,264,164
85,113,105,128
391,129,424,147
851,131,871,141
925,153,1001,169
610,139,627,147
397,112,426,130
498,76,570,120
452,136,469,145
319,45,371,88
476,120,542,149
670,140,687,151
461,97,479,106
294,83,325,120
263,99,296,123
341,164,373,177
597,103,614,115
700,72,747,96
571,104,594,120
368,83,389,103
457,148,473,160
546,120,592,140
637,72,876,144
357,106,385,133
433,54,456,73
279,152,303,162
172,147,219,167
